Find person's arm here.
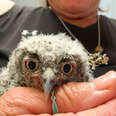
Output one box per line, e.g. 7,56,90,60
0,0,15,16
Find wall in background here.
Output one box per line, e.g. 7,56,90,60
13,0,46,7
111,0,116,19
13,0,116,19
99,0,116,19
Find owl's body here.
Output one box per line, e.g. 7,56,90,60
0,33,93,96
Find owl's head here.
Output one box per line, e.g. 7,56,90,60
7,33,91,95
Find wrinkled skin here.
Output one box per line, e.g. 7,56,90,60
0,71,116,116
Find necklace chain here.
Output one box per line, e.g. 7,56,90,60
55,14,109,70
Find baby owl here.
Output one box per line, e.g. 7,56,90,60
0,32,93,96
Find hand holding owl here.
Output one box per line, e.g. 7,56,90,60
0,71,116,116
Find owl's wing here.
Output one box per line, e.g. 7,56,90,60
0,67,18,96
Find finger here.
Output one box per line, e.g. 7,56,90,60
76,98,116,116
18,112,76,116
13,98,116,116
55,71,116,113
93,71,116,90
17,114,51,116
0,87,52,116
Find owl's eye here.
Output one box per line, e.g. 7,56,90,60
61,62,74,75
24,59,39,71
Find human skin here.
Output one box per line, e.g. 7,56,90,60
0,0,15,16
0,71,116,116
48,0,100,27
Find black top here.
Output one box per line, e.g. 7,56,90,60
0,5,116,77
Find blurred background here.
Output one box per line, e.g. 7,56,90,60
13,0,116,19
13,0,47,7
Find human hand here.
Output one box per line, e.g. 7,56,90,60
0,71,116,116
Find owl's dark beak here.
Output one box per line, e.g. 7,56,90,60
42,68,55,98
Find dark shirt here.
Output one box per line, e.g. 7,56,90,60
0,5,116,77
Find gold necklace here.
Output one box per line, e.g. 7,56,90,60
56,15,109,70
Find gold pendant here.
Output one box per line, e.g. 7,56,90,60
95,45,103,53
88,52,109,70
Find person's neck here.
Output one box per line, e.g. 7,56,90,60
59,14,98,28
0,0,15,16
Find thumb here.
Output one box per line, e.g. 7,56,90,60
55,71,116,113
